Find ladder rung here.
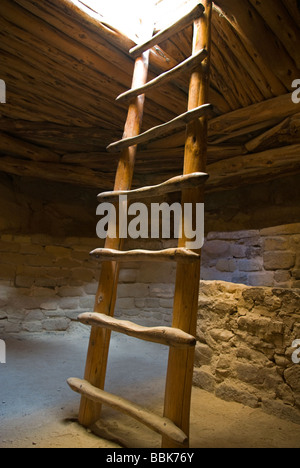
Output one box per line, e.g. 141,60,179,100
107,103,213,153
130,3,205,58
90,248,200,263
78,312,196,349
117,49,208,103
97,172,209,203
67,378,188,445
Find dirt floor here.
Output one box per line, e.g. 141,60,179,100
1,325,300,449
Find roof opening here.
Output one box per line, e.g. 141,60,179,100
73,0,155,41
72,0,199,42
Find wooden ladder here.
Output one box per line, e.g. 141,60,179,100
68,1,212,449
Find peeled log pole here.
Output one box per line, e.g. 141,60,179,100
78,48,151,428
130,3,205,58
68,378,188,445
78,313,196,349
97,172,209,203
107,104,213,153
162,0,212,449
90,248,200,264
117,49,208,103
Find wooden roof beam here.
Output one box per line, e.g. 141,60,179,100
214,0,298,89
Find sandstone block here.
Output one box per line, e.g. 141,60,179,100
42,318,70,331
31,287,57,298
5,322,21,333
149,283,174,299
119,268,137,283
15,275,34,288
25,310,44,321
193,367,216,392
194,343,213,366
284,366,300,393
79,296,94,309
0,241,20,253
45,246,71,258
40,301,57,311
0,264,16,280
235,362,265,385
238,258,263,272
207,230,259,241
115,297,136,310
264,251,295,270
23,322,43,333
71,268,94,283
35,277,58,288
58,286,84,297
215,382,259,408
216,259,237,273
248,271,274,287
137,264,175,284
292,269,300,280
230,244,247,258
274,270,292,284
264,237,290,251
118,283,150,299
83,282,98,295
135,298,145,308
203,240,230,257
209,328,234,342
59,297,79,310
1,234,14,242
26,255,55,267
20,244,44,255
14,235,31,244
261,399,300,425
159,298,174,309
260,224,300,236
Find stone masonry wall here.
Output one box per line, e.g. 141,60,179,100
0,223,299,333
201,223,300,288
0,234,176,333
0,227,299,424
195,281,300,424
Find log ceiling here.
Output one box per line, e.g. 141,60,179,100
0,0,299,192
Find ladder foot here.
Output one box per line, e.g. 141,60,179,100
68,378,188,446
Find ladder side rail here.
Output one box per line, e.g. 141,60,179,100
162,0,213,449
78,50,151,428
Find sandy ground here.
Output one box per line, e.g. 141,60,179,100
1,325,300,449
